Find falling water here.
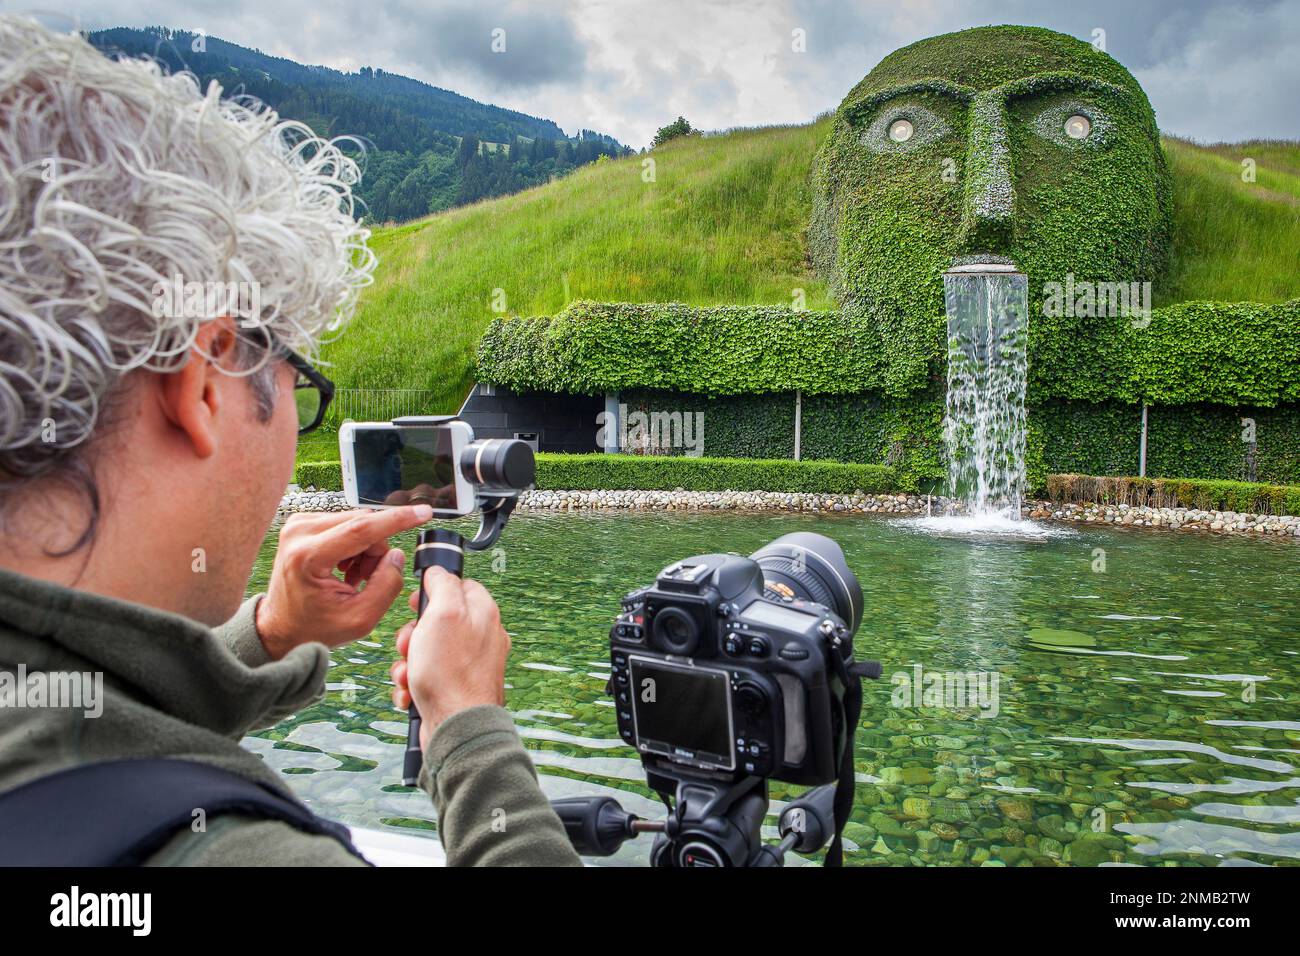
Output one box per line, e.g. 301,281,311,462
940,265,1029,525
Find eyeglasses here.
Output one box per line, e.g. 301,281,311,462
282,348,334,435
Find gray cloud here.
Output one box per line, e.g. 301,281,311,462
382,0,589,91
25,0,1300,146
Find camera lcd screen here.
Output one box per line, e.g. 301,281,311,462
628,658,733,769
352,426,459,509
741,599,817,633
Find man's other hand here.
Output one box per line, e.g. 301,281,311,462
255,505,433,659
389,566,511,748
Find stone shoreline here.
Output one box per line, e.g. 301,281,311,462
278,487,1300,538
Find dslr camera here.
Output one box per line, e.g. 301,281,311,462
553,532,880,867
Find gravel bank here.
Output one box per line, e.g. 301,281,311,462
278,486,1300,538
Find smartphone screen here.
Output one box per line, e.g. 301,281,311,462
341,422,470,514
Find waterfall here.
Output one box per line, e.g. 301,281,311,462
941,265,1029,522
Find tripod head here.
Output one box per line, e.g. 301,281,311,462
550,779,841,866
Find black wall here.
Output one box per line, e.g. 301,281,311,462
458,384,603,454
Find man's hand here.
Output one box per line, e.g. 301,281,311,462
255,505,434,659
389,566,511,749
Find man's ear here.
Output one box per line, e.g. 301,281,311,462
158,317,241,460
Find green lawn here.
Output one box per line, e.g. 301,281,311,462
296,425,339,467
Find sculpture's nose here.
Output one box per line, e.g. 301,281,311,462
959,92,1016,254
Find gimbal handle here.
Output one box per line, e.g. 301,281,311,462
401,495,519,788
403,527,465,786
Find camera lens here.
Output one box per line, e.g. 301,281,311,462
652,606,700,655
750,532,862,635
460,438,536,491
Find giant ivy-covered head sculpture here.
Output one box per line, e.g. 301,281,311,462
810,25,1173,394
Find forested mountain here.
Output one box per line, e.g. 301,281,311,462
87,27,631,223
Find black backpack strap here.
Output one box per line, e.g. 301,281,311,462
0,758,369,866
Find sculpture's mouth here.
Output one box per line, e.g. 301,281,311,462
946,253,1020,274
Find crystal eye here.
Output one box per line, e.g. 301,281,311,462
1065,114,1091,139
889,119,914,143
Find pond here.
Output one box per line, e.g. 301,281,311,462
244,511,1299,866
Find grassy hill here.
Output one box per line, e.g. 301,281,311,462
302,124,1300,461
317,121,835,409
1163,138,1300,304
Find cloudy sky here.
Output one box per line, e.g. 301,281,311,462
30,0,1300,147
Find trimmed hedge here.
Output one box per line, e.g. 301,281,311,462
801,388,946,493
1129,300,1300,406
1046,473,1300,516
533,453,899,494
291,454,1300,515
293,454,899,495
476,301,882,396
476,299,1300,410
1033,400,1300,484
295,460,343,489
1149,403,1300,481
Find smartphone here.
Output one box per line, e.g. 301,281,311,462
339,420,475,516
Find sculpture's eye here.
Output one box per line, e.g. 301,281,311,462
1064,114,1091,139
1029,101,1112,148
859,102,951,154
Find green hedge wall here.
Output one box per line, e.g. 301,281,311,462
476,302,883,396
801,388,947,493
600,391,1300,490
615,387,947,492
1048,299,1300,406
1027,401,1300,483
620,389,794,459
1148,403,1300,481
533,454,898,494
1033,400,1141,476
295,460,342,489
477,299,1300,409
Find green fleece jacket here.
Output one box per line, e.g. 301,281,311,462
0,566,580,866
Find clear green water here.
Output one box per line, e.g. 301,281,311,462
245,512,1299,866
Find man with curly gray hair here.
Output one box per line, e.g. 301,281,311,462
0,15,579,866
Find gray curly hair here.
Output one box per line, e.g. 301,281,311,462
0,16,376,549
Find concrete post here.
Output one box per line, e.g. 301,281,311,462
603,391,620,453
794,389,803,461
1139,402,1148,477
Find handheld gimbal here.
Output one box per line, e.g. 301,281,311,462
393,416,534,787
